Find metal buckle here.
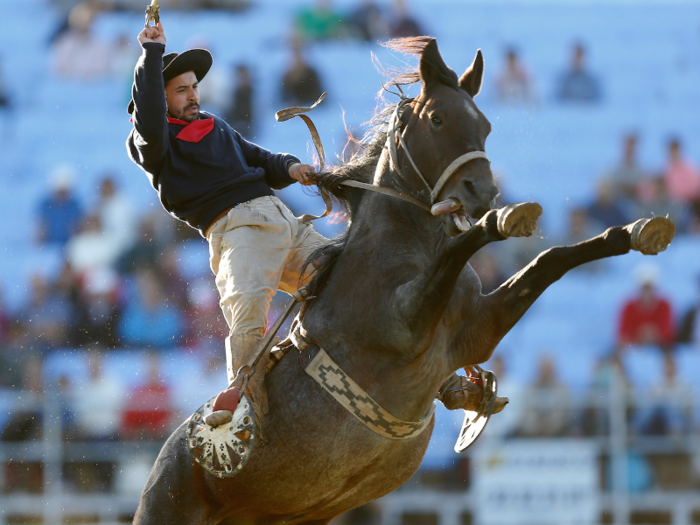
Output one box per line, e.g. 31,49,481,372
454,367,497,453
187,392,256,478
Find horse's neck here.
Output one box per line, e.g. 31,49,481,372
302,159,453,422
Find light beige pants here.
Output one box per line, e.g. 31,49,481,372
207,196,327,339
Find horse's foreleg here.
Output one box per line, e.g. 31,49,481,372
473,217,675,355
396,203,542,343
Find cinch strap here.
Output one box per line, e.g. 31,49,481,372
304,347,435,440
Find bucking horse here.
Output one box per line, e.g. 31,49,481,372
133,37,675,524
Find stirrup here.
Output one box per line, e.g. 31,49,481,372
187,390,256,478
454,366,499,453
187,366,257,478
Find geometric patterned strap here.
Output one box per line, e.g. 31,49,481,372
304,347,435,440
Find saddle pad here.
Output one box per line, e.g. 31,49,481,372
304,347,435,440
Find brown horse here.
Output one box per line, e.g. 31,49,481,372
133,37,674,524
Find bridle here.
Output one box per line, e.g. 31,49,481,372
385,95,491,207
275,91,491,220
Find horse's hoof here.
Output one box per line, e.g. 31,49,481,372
204,409,233,428
497,202,543,238
493,396,509,414
630,217,675,255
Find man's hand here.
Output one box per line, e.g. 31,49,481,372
138,21,166,46
288,163,317,186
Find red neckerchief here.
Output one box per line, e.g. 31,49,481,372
167,116,215,143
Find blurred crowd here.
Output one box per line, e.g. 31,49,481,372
1,0,700,501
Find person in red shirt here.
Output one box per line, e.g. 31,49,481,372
121,353,174,440
618,265,675,350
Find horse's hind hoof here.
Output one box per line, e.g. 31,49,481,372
497,202,543,238
630,217,675,255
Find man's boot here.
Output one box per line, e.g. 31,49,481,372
437,371,508,414
204,334,269,428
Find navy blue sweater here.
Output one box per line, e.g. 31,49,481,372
126,42,300,237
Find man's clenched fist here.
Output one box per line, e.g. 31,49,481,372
288,163,317,186
138,21,166,46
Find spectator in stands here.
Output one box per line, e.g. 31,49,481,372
96,176,137,259
493,227,548,277
389,0,423,38
582,352,628,436
121,353,174,440
295,0,346,41
111,33,139,79
70,267,122,349
586,179,630,229
564,207,601,244
73,354,124,441
66,214,121,276
185,279,228,349
617,264,675,351
17,273,75,351
0,323,30,391
117,267,185,348
677,277,700,348
37,166,84,246
348,0,388,42
51,3,111,79
281,39,324,106
516,355,571,437
639,177,689,234
556,43,602,103
604,134,648,210
662,137,700,205
496,48,536,104
117,215,165,274
225,65,255,138
157,245,190,311
633,353,693,435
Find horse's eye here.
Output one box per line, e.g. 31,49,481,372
431,116,443,126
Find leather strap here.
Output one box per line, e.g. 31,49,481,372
304,347,435,440
275,93,327,173
430,150,490,203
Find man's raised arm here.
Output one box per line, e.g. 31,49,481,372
130,21,168,163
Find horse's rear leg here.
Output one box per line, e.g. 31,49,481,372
484,216,675,342
133,426,214,525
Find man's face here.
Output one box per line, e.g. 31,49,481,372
165,71,200,122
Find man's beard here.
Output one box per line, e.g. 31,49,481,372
172,102,200,122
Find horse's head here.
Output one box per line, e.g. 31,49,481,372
398,39,498,237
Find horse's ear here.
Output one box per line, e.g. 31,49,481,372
459,49,484,97
419,39,453,91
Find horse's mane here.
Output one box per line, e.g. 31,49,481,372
301,37,455,298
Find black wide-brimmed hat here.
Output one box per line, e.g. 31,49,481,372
127,48,213,114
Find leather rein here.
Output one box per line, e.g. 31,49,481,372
275,92,491,220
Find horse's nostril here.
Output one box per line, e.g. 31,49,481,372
462,179,476,196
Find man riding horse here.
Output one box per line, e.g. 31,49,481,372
126,20,487,429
